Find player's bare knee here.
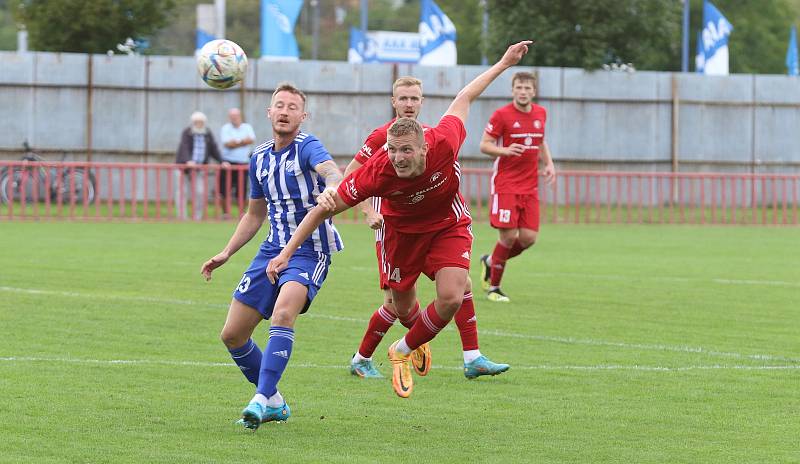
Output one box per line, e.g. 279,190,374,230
220,327,247,349
437,294,463,317
519,232,537,248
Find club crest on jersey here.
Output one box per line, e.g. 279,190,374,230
524,136,533,146
430,171,442,183
534,120,542,129
284,160,295,171
260,169,268,178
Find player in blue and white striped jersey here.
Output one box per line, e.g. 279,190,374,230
201,83,344,430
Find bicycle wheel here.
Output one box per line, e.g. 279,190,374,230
59,168,97,204
0,167,39,204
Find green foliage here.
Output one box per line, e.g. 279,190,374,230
487,0,682,70
13,0,175,54
0,1,17,51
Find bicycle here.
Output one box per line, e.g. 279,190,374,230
0,142,97,205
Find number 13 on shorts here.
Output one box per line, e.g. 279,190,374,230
498,209,511,223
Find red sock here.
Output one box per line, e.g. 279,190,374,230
454,292,479,351
404,302,449,350
490,241,512,287
357,305,396,358
507,240,528,259
397,301,420,329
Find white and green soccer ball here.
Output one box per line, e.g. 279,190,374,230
196,39,248,90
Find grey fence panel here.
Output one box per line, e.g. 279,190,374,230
1,87,33,148
2,51,799,172
678,103,753,163
92,89,145,152
33,88,87,150
754,106,800,164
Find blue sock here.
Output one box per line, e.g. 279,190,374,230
257,326,294,398
228,338,262,385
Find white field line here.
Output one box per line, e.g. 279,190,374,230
2,286,799,364
0,356,799,372
521,272,800,288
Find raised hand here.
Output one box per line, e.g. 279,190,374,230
500,40,533,68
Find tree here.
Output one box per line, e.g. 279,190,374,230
487,0,682,70
13,0,175,54
0,0,19,50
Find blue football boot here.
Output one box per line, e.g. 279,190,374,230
464,355,510,379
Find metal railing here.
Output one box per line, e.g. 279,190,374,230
1,161,797,226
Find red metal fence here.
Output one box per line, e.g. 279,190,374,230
1,161,798,226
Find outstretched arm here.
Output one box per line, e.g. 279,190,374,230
445,40,533,123
265,191,352,283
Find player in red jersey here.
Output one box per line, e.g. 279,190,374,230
478,71,556,303
345,77,508,381
266,41,532,398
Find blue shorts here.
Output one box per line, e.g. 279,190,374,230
233,248,331,319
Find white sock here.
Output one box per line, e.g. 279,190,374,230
396,337,412,355
266,391,284,408
463,349,482,364
352,352,369,363
252,393,269,408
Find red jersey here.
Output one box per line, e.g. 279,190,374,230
354,118,432,165
484,103,547,195
339,115,470,234
354,119,395,165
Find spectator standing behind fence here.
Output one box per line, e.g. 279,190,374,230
218,108,256,219
175,111,222,220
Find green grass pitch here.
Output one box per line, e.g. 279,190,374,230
1,221,798,463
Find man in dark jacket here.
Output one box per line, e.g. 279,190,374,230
175,111,221,220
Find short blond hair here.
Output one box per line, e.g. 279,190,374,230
511,71,536,87
388,117,424,146
271,82,307,107
392,76,423,95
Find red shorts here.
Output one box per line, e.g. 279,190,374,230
380,222,473,292
490,192,540,231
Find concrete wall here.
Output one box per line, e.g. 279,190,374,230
3,51,800,174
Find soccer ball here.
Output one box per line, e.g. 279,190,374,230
196,39,248,90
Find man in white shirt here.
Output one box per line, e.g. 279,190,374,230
219,108,256,218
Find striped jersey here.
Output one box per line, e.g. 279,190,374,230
338,115,470,234
249,132,344,255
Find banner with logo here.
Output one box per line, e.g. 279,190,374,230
418,0,457,66
196,4,216,51
694,31,705,73
348,28,421,64
260,0,303,61
696,1,733,75
787,25,798,76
